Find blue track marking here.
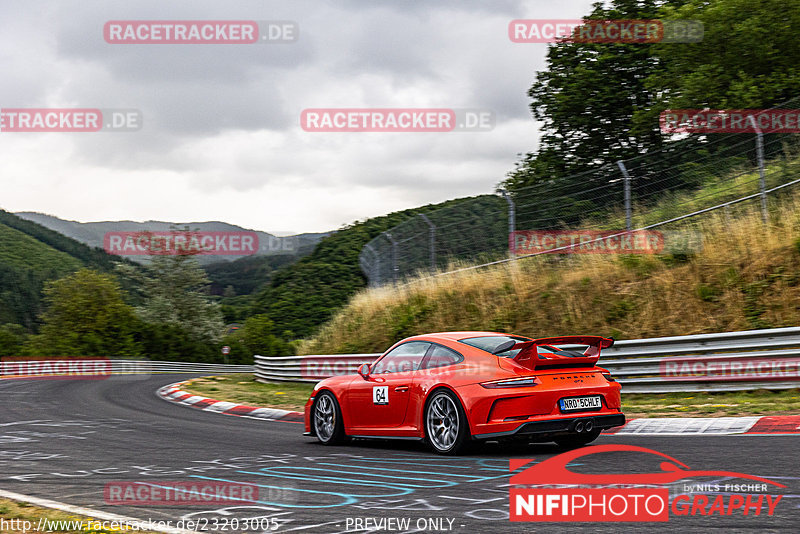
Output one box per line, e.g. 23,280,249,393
186,456,512,510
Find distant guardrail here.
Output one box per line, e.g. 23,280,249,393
0,359,253,377
113,361,254,373
255,354,379,384
255,327,800,393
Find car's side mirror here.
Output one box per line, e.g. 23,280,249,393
357,363,371,380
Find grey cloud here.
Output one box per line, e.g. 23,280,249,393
0,0,597,232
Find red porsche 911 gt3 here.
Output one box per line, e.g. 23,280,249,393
303,331,625,454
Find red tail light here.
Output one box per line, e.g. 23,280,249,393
480,377,541,389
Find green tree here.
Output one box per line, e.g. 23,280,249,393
24,269,141,357
0,210,140,329
0,323,27,356
502,0,800,220
636,0,800,127
503,0,669,191
125,255,224,343
138,322,217,363
241,314,289,356
219,314,291,363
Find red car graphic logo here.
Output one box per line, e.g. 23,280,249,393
510,444,786,487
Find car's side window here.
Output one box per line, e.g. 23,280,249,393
422,344,463,370
371,341,431,374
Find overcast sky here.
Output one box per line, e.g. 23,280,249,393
0,0,598,234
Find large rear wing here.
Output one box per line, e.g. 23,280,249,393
509,336,614,369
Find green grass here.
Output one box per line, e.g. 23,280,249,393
181,373,314,410
182,374,800,418
0,498,159,533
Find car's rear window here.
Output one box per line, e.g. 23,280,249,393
458,335,531,357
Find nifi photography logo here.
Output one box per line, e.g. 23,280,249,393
509,444,784,522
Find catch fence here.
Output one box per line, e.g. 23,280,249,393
360,97,800,286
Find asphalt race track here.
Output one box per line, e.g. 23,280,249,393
0,374,797,533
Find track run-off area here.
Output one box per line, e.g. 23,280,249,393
0,374,798,533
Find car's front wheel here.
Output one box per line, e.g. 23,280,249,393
425,389,470,455
313,391,346,445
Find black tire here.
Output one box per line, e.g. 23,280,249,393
554,428,601,449
312,391,346,445
424,389,470,455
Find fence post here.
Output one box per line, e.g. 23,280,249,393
419,214,436,271
383,232,398,285
499,188,516,259
617,160,632,231
363,243,379,286
748,115,768,224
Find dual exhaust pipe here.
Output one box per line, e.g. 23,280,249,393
574,419,594,433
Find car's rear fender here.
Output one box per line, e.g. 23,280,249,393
418,384,472,440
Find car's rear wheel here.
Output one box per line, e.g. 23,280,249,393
554,428,601,449
425,389,470,455
313,391,346,445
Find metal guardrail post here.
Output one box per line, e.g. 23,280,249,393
419,214,436,271
499,188,516,259
748,115,768,224
617,160,633,231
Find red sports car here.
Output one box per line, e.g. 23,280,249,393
304,331,625,454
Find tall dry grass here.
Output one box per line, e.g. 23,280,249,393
299,193,800,354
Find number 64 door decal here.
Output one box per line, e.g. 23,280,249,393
373,386,388,405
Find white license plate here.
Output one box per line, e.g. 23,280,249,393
559,395,602,412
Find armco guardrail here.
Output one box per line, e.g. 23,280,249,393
0,359,253,377
255,354,379,384
113,361,254,373
255,327,800,393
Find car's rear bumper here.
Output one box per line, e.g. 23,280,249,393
473,413,625,440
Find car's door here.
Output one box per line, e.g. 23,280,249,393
346,341,430,429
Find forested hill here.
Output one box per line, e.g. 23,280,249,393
0,209,129,328
250,195,501,340
14,211,327,265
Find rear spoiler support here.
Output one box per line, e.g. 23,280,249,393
510,335,614,368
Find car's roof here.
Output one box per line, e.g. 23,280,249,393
409,331,528,341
